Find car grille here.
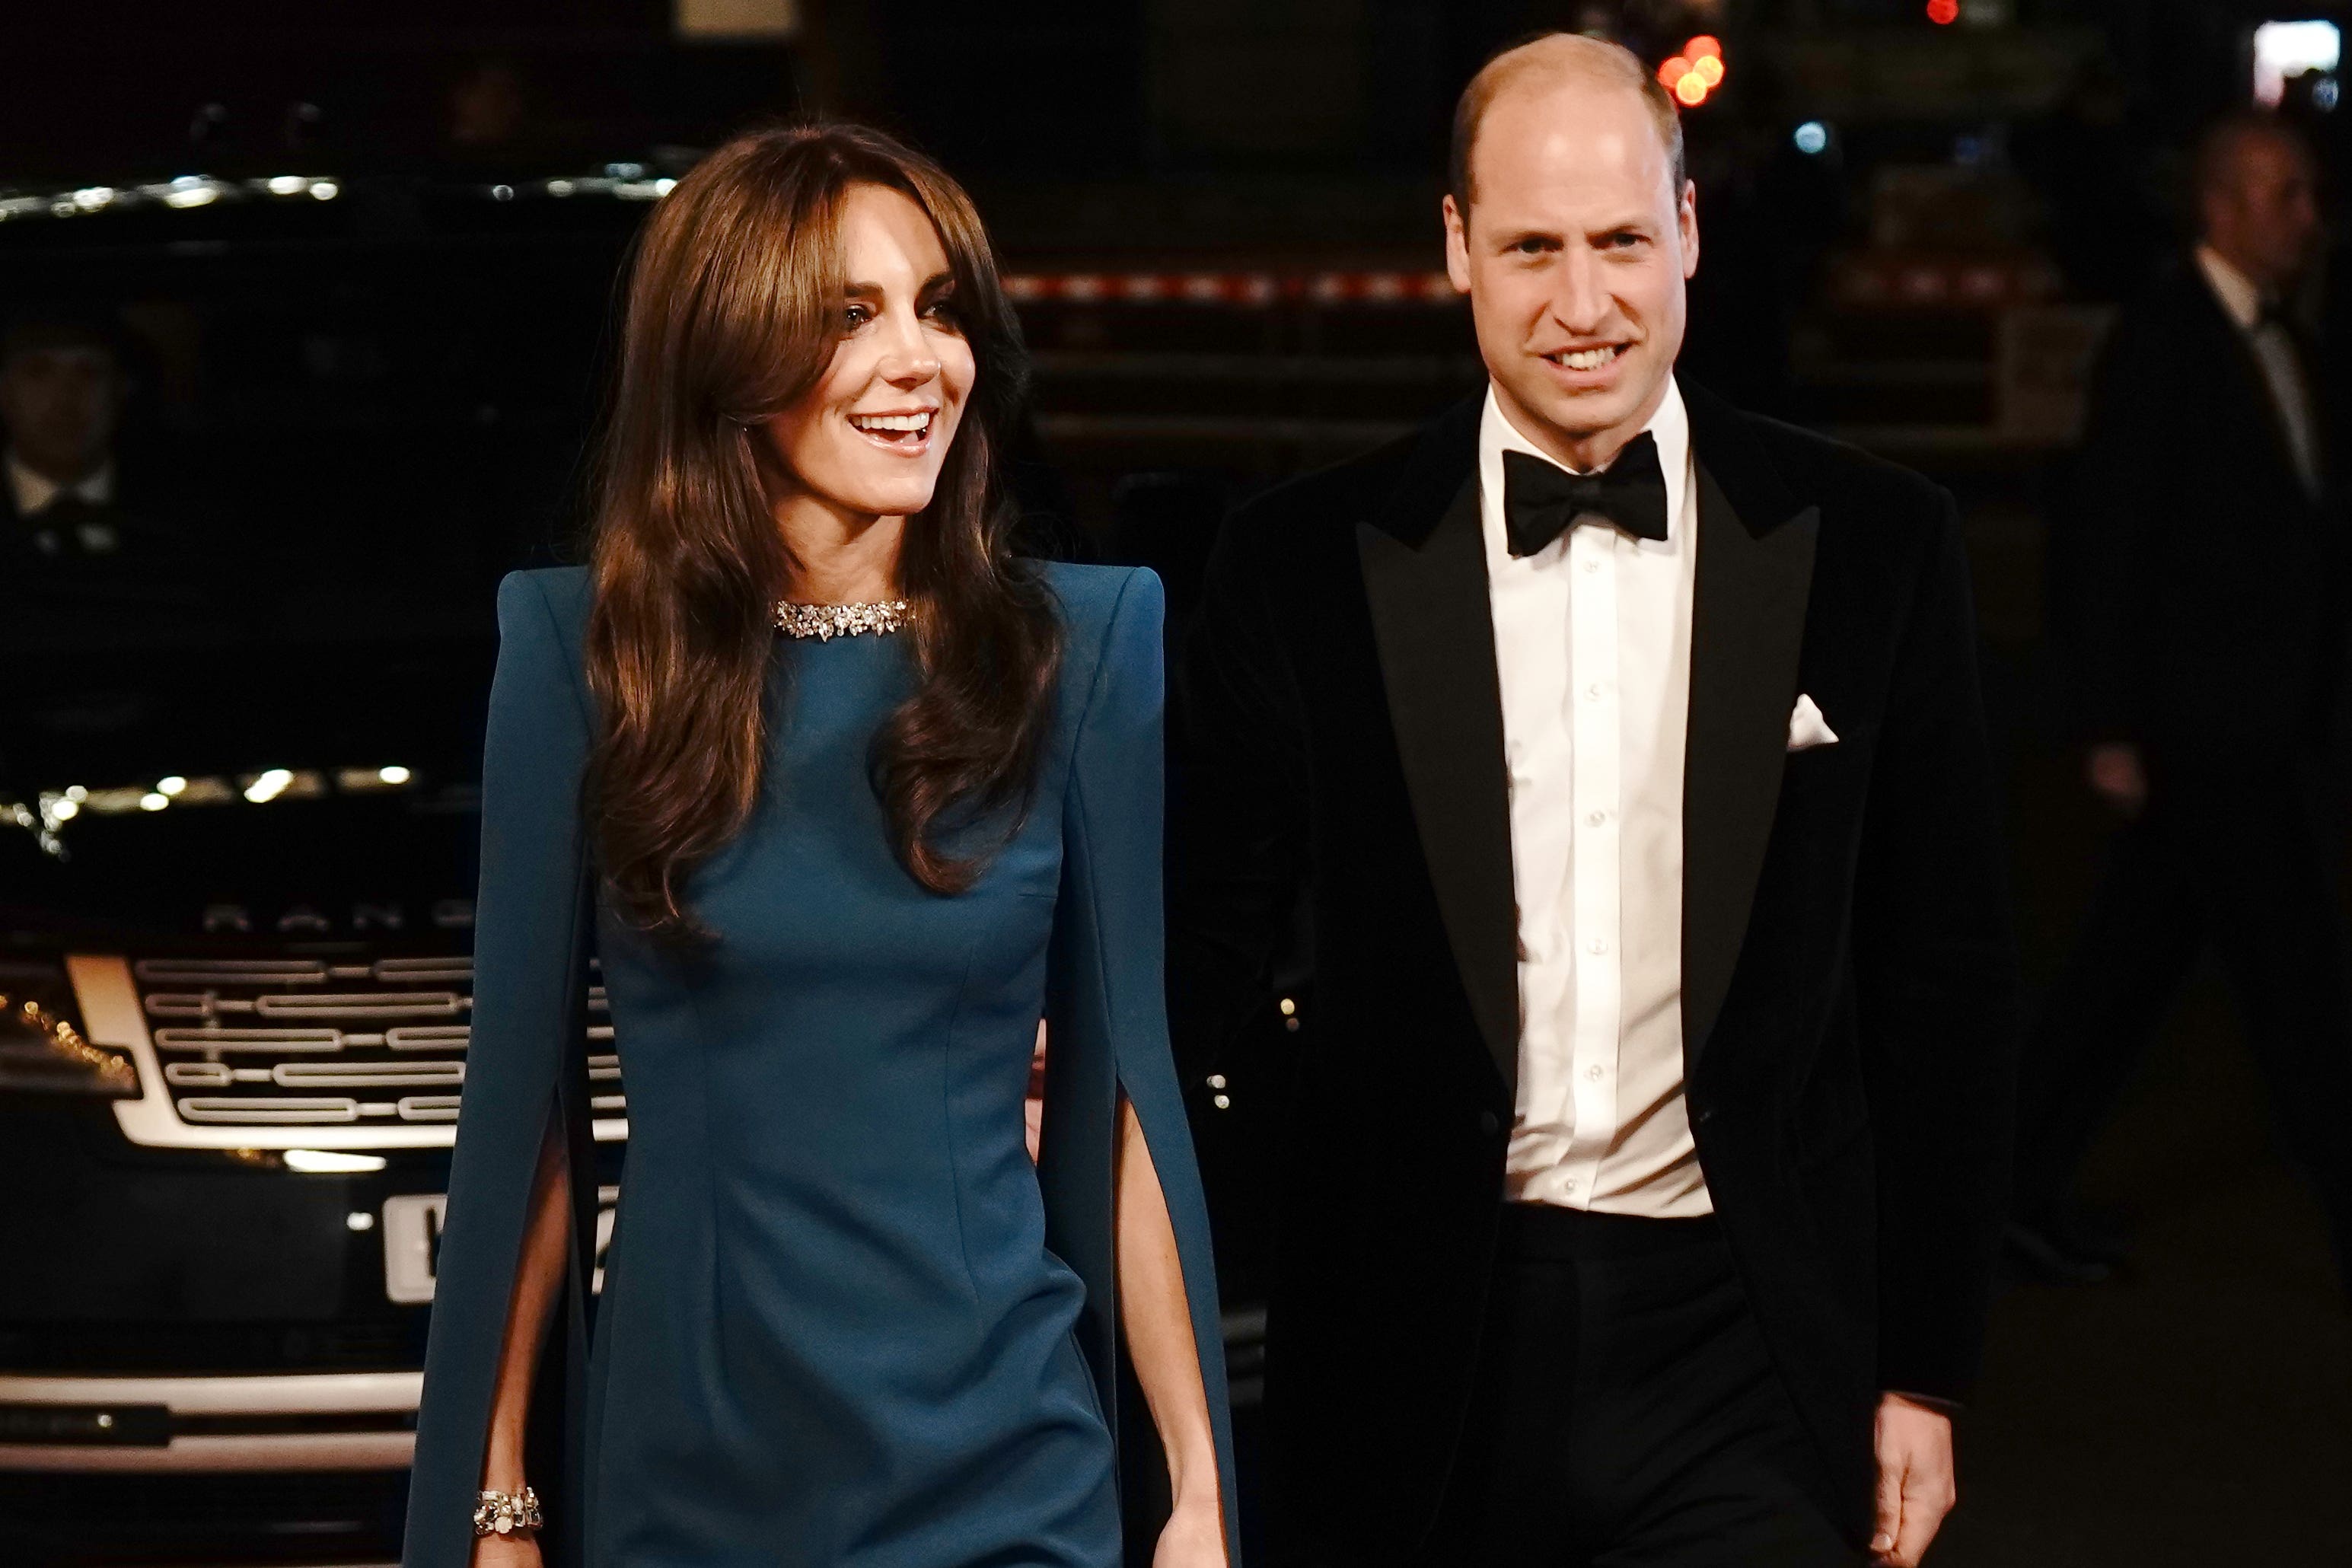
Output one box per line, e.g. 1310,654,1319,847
130,956,621,1130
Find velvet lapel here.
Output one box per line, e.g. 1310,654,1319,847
1356,397,1520,1091
1680,384,1819,1071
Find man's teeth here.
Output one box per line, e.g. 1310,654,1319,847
1555,346,1620,371
851,413,932,434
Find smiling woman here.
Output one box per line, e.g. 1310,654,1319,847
404,123,1237,1568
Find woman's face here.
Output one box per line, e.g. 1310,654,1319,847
761,183,975,524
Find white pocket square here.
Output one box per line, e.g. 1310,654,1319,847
1786,693,1839,752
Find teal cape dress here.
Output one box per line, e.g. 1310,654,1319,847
403,563,1238,1566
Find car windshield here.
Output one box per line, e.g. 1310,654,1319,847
0,179,646,798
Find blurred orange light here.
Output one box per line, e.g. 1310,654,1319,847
1925,0,1958,21
1675,73,1710,105
1686,34,1723,59
1659,56,1691,85
1695,55,1725,84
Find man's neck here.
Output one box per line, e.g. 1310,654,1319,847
5,448,112,516
1493,379,1671,473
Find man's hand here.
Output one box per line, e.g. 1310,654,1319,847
2085,741,2147,817
1871,1393,1955,1566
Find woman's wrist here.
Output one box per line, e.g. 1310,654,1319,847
1163,1433,1222,1512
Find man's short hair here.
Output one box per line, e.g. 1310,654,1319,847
2191,107,2310,202
1448,31,1688,209
0,308,122,369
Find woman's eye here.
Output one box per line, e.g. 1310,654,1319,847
923,299,960,326
843,304,874,330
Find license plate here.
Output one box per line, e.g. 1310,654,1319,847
384,1187,619,1305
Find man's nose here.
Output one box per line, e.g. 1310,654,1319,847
1551,249,1614,335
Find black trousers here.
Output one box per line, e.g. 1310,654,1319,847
1430,1204,1858,1567
2015,750,2352,1285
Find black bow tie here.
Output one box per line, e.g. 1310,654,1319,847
1503,436,1669,558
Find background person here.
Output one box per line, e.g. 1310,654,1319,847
1169,33,2018,1568
1,311,141,564
403,123,1235,1568
2013,111,2352,1292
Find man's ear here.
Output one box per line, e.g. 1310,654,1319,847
1679,180,1700,281
1442,194,1473,295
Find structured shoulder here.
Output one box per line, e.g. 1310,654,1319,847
1741,413,1947,523
1038,559,1164,649
494,566,593,652
1227,422,1426,541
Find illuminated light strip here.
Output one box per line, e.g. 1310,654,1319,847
1002,270,1458,306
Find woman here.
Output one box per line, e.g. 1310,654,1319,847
403,123,1236,1568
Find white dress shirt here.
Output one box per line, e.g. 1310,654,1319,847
5,448,120,555
2194,245,2321,498
1479,379,1711,1218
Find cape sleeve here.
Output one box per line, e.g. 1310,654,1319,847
1038,567,1245,1563
404,570,601,1568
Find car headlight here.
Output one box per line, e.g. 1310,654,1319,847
0,993,138,1097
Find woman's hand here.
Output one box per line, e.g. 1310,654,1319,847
1153,1493,1228,1568
469,1531,543,1568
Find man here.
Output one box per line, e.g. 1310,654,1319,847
1169,34,2017,1567
2013,112,2352,1289
0,312,135,563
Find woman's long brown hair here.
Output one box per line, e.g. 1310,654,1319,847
583,123,1060,943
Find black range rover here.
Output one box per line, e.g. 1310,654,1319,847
0,166,663,1563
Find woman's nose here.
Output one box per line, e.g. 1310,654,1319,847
878,310,941,385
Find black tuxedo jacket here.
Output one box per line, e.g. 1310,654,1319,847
1168,384,2019,1561
2063,256,2344,750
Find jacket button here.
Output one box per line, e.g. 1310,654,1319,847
1694,1107,1716,1127
1479,1111,1500,1136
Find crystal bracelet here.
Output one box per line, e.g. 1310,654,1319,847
473,1485,543,1538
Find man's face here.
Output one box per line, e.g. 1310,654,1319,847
2208,132,2320,290
1444,80,1696,469
0,342,123,484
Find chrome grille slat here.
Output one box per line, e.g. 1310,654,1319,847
274,1061,464,1089
177,1097,359,1124
163,1062,234,1087
387,1025,470,1051
135,959,327,985
142,992,216,1018
375,957,475,983
254,991,465,1020
152,1028,344,1053
397,1095,463,1122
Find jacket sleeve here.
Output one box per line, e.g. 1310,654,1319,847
404,572,601,1568
1165,508,1312,1091
1040,568,1244,1564
1853,500,2022,1404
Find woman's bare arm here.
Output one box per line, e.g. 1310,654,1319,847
1115,1095,1226,1564
480,1116,571,1496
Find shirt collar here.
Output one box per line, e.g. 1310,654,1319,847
1479,374,1691,546
5,448,114,518
2194,245,2266,333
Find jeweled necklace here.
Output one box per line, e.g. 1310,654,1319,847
772,599,909,641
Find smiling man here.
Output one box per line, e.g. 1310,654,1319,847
1168,33,2019,1568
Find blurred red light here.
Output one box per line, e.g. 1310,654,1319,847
1926,0,1959,22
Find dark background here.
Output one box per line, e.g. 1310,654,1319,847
9,2,2352,1563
